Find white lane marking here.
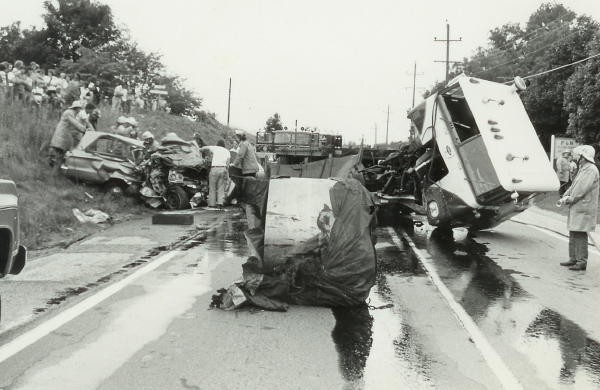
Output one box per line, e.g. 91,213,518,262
387,227,524,390
0,220,223,364
523,224,600,256
15,251,222,390
0,250,178,363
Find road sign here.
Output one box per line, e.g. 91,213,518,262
550,135,579,168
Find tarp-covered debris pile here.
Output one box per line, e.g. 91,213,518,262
211,177,377,311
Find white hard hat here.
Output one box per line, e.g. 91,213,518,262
574,145,596,163
141,131,154,141
117,116,128,124
126,117,138,127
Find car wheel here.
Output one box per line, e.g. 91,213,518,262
165,186,190,210
105,181,126,197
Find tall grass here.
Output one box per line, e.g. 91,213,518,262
0,102,236,249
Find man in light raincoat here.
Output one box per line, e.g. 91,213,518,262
558,145,599,271
48,100,88,171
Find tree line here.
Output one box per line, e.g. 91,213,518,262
0,0,201,116
425,2,600,150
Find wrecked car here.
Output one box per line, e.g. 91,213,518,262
0,179,26,278
139,133,209,209
61,131,145,195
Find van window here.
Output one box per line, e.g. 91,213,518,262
442,87,480,143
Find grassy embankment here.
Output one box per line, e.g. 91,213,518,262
0,104,237,250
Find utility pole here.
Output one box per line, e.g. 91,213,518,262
434,22,462,82
227,77,232,126
411,62,424,107
405,62,424,108
385,105,390,146
374,123,377,147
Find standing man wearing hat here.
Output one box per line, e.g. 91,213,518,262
48,100,88,172
558,145,599,271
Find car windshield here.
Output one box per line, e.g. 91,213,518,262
88,137,131,160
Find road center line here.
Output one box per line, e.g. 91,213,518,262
387,226,524,390
524,223,600,256
0,220,223,364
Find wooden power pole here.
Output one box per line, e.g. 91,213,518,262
385,105,390,146
227,77,232,126
434,22,462,82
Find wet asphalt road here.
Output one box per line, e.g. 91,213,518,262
0,209,598,389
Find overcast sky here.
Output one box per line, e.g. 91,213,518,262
3,0,600,143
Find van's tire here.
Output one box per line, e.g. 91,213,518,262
165,186,190,210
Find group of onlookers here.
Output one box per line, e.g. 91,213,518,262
0,59,169,115
0,60,101,109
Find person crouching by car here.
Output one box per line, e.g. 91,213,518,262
49,100,88,173
200,139,231,208
558,145,600,271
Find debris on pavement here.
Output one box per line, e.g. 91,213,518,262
72,208,111,224
152,212,194,225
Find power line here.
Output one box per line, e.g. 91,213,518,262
522,52,600,80
483,9,574,57
468,10,576,71
471,23,587,78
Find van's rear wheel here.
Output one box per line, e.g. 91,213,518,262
165,186,190,210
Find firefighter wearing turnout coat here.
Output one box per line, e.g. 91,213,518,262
559,145,599,271
49,100,89,171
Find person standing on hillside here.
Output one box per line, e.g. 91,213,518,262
558,145,600,271
0,62,8,105
556,151,571,195
231,131,259,177
62,73,81,107
48,101,88,172
112,81,125,111
201,140,231,208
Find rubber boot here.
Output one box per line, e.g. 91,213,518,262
568,261,587,271
560,260,577,267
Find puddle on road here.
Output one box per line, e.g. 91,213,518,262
329,228,437,389
406,224,600,388
30,216,249,317
331,304,374,384
326,222,600,388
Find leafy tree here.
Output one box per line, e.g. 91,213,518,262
265,113,283,131
0,22,24,60
42,0,121,61
563,35,600,144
